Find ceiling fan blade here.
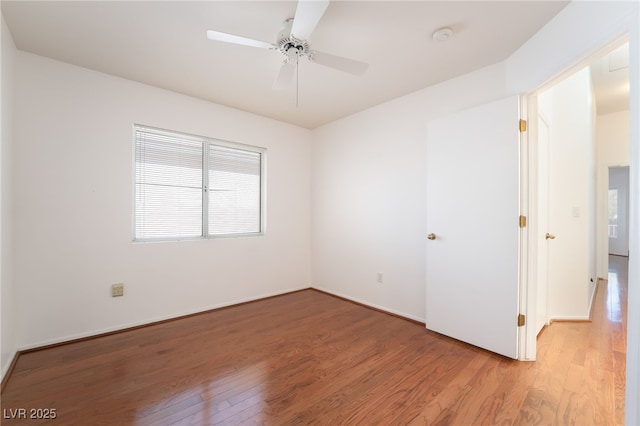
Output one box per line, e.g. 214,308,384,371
273,60,297,90
310,51,369,76
291,0,329,40
206,30,274,49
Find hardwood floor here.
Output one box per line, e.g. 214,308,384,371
1,258,627,425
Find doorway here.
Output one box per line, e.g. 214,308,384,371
608,166,630,257
531,40,630,335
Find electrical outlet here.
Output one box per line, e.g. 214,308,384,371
377,273,383,283
111,283,124,297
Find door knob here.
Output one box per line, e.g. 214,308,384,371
545,233,556,240
427,233,437,240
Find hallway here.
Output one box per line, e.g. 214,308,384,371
522,255,628,424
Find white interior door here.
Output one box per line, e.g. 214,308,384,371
426,96,520,359
609,166,630,256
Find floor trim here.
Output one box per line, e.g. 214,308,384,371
1,288,309,391
24,288,310,354
0,351,19,393
310,287,425,326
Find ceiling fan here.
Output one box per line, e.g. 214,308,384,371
206,0,369,90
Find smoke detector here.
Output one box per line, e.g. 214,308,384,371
432,27,453,42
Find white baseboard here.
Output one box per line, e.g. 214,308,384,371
18,286,308,352
1,349,17,382
548,315,591,322
311,285,425,324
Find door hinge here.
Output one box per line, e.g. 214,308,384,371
519,215,527,228
519,119,527,133
517,314,526,327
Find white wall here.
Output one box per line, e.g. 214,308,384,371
596,110,630,273
538,67,596,320
311,63,508,321
13,52,312,349
1,13,16,381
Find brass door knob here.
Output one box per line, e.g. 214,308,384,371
427,233,437,240
545,233,556,240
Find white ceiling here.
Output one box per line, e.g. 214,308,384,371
2,1,570,129
591,43,630,115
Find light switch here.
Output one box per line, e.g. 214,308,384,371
572,206,580,218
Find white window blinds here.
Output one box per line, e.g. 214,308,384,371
208,145,262,235
134,126,264,241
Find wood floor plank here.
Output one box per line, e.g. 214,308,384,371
1,256,628,425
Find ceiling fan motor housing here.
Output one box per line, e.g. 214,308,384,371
277,18,310,58
278,36,310,57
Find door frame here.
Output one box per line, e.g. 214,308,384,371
522,35,631,361
519,95,535,360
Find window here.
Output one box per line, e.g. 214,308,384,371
134,125,265,241
608,189,618,238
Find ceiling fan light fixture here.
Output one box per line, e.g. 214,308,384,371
432,27,453,42
278,35,310,58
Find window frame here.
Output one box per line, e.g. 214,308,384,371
132,124,266,242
